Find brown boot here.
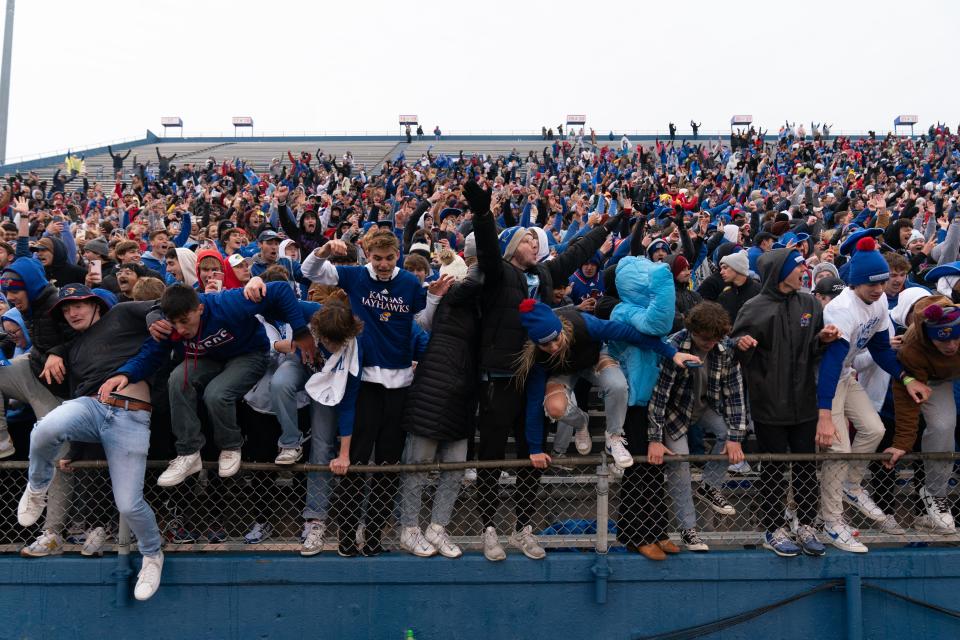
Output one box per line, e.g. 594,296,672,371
628,542,666,561
657,538,681,554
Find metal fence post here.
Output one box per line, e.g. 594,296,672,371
592,456,611,605
595,457,610,554
113,515,132,607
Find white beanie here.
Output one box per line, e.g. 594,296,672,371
720,250,750,277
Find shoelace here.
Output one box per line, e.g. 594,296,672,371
932,495,950,513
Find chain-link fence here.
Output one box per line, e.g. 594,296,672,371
1,453,959,556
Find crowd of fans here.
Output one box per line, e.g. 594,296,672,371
2,121,960,600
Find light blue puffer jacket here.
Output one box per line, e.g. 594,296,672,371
608,256,676,406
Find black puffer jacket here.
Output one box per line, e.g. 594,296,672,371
25,283,72,397
473,208,609,373
402,266,483,441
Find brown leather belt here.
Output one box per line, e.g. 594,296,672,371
98,395,153,413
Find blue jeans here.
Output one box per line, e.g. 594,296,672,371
303,403,340,521
28,397,162,556
270,358,311,449
664,408,730,531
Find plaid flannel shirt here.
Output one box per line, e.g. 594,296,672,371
647,329,748,443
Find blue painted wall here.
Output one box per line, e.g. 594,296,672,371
2,549,960,639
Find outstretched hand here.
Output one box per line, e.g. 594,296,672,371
462,180,491,215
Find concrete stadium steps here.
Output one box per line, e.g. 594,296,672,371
22,141,235,184
222,140,398,175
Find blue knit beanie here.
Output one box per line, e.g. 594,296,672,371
519,298,562,344
499,226,532,261
778,250,804,284
846,237,889,286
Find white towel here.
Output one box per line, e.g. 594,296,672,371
305,337,360,407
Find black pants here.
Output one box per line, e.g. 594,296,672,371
331,382,407,551
754,420,819,531
616,405,668,547
476,378,544,531
870,413,927,514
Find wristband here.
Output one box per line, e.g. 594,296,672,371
902,375,916,385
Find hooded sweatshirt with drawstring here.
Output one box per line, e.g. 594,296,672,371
731,248,826,426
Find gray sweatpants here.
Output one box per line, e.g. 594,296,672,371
399,434,468,527
919,382,957,498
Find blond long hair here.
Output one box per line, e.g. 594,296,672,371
513,317,575,388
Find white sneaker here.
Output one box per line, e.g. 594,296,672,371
841,482,887,522
20,530,63,557
425,523,462,559
823,521,868,553
605,434,634,469
157,452,202,487
463,468,477,483
0,433,14,459
919,486,956,531
876,514,906,535
914,514,956,534
81,527,108,556
300,521,325,557
134,551,164,601
17,484,49,527
218,450,242,478
574,427,592,455
275,447,303,465
399,526,437,557
508,525,546,560
482,526,506,562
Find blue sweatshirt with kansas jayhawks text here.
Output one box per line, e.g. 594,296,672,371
301,256,427,373
116,282,309,383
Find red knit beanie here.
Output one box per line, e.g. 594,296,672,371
671,255,690,278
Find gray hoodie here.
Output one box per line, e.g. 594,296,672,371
731,248,826,426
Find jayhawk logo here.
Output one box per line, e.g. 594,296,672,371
379,311,392,322
800,312,812,327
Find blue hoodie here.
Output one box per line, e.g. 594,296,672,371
116,282,309,383
7,257,51,312
0,306,30,362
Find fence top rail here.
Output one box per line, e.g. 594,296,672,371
1,451,956,473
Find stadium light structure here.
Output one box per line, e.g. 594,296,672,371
232,116,253,137
894,114,917,137
161,117,183,137
0,0,15,165
730,114,752,134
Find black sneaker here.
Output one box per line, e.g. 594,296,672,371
680,528,709,552
361,536,384,557
695,484,736,516
337,538,359,558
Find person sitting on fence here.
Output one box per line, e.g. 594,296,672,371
817,238,930,553
103,282,315,487
884,296,960,533
647,301,748,553
17,285,164,600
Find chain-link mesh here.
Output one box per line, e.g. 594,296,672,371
0,453,958,556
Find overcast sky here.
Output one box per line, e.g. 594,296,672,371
1,0,957,160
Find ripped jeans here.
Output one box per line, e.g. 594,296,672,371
549,354,628,454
